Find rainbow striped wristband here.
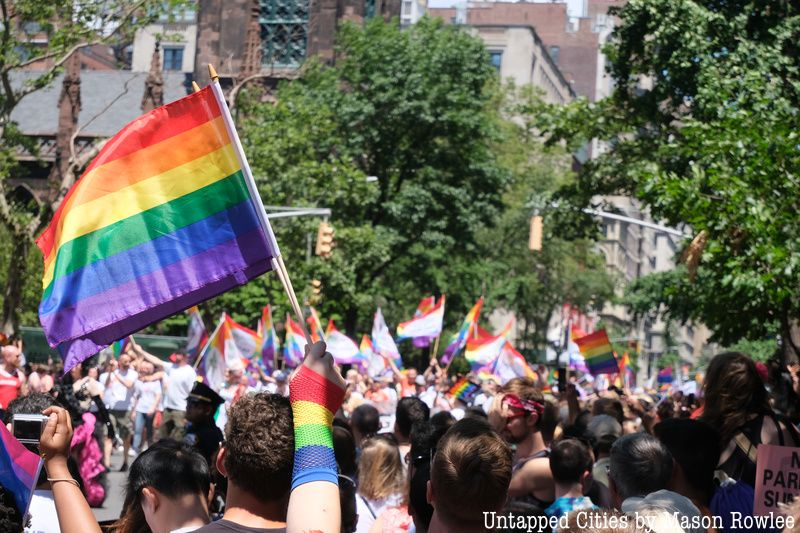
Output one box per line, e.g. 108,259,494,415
290,365,345,490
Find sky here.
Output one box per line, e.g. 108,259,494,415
426,0,586,17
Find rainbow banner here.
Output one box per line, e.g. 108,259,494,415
573,329,618,375
185,306,208,365
464,319,512,370
258,304,279,373
36,86,280,372
307,307,326,344
448,377,480,403
396,295,445,341
412,296,437,348
284,315,307,367
441,297,483,364
0,423,43,519
325,320,366,366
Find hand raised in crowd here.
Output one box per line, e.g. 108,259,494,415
41,406,102,533
300,340,347,391
788,363,800,396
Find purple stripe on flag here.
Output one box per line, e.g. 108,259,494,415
46,231,272,371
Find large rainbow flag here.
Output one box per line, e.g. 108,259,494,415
573,329,618,375
411,296,437,348
492,341,536,384
0,423,43,519
397,295,445,341
284,315,307,367
441,297,483,364
325,320,366,366
37,86,280,372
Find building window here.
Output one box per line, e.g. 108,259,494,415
163,47,184,71
489,51,502,70
549,45,560,64
260,0,309,68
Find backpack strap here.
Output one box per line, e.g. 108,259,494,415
733,432,758,464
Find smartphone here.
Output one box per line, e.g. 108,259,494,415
557,367,566,393
12,414,48,445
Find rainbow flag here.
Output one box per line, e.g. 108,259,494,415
224,314,260,359
257,304,279,372
441,297,483,364
618,352,635,388
573,329,618,375
396,295,445,341
657,366,674,384
325,320,366,366
185,306,208,365
412,296,437,348
372,308,402,367
36,86,280,372
307,307,326,344
284,315,307,367
448,377,480,403
111,337,129,357
199,313,247,390
0,423,43,519
492,341,536,384
464,319,512,369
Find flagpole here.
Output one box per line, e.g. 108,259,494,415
206,64,313,347
194,316,224,370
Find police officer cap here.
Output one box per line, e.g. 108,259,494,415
187,381,224,407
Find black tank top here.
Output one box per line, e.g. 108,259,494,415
511,448,554,510
718,414,798,487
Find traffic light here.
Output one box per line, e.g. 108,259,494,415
315,222,334,258
529,216,542,251
310,279,322,298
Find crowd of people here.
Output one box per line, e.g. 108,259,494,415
2,335,800,533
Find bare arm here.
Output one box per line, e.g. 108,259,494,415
128,337,166,369
40,406,102,533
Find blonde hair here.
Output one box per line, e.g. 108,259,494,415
357,435,405,501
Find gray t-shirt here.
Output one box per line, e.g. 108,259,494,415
193,519,285,533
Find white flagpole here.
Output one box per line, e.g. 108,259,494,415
206,64,312,346
193,314,225,370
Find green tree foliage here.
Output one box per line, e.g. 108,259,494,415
535,0,800,360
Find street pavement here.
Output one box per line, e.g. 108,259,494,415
91,447,129,524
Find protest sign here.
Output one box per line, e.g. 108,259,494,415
754,444,800,515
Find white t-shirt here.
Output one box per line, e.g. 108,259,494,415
133,380,162,414
162,363,197,411
104,368,138,411
25,490,60,533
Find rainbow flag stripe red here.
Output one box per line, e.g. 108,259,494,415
573,329,618,375
0,423,43,518
36,87,278,371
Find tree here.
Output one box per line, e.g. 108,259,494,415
0,0,190,334
230,17,509,335
535,0,800,363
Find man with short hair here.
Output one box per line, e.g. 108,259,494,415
608,432,704,533
102,352,137,471
193,392,295,532
129,340,197,440
0,344,26,413
492,377,554,508
395,396,430,458
184,381,225,467
427,418,512,532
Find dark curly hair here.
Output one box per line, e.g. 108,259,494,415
223,393,294,502
0,484,24,532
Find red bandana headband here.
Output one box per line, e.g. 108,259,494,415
503,393,544,417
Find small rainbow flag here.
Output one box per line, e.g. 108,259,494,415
465,320,513,369
573,329,618,375
0,420,43,518
36,86,280,372
185,306,207,364
307,307,326,344
448,377,480,403
258,304,279,373
324,320,366,366
284,315,307,367
441,297,484,364
412,296,437,348
492,341,536,384
372,308,402,368
111,337,129,357
397,295,445,341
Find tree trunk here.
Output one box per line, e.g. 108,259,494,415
2,236,30,336
779,305,800,366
